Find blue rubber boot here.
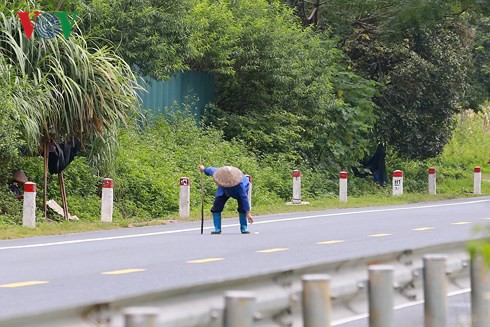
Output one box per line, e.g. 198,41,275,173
211,212,222,234
239,213,250,234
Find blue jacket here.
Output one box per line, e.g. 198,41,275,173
204,167,251,212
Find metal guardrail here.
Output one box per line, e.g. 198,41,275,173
0,241,474,327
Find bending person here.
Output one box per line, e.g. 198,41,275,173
199,165,254,234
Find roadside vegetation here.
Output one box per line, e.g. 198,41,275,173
0,0,488,238
0,105,488,238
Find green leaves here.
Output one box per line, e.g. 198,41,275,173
0,12,141,175
314,0,485,159
82,0,193,80
202,0,377,172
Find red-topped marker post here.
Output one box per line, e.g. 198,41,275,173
339,171,348,203
101,178,114,222
428,167,436,195
392,170,403,196
179,177,190,218
292,170,302,204
474,166,482,194
23,182,36,227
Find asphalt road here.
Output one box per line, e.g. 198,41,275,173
0,196,489,322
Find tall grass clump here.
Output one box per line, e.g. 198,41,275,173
435,107,490,194
384,107,490,195
440,108,490,168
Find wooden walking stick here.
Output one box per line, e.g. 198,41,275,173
200,156,204,234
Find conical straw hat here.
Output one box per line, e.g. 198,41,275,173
213,166,244,187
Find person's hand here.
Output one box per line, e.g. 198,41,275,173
247,213,254,224
199,165,205,173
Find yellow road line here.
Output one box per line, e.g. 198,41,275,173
317,240,345,245
101,268,145,275
412,227,434,231
451,221,471,225
256,248,289,253
369,233,392,237
0,281,48,288
187,258,224,264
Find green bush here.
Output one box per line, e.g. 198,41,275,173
113,113,298,219
439,109,490,169
383,107,490,195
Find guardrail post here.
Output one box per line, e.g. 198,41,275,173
428,167,436,195
23,182,36,227
423,254,447,327
247,175,252,210
302,274,332,327
471,252,490,327
292,170,302,204
339,171,348,203
101,178,114,222
368,265,394,327
474,166,482,194
179,177,190,219
123,307,160,327
224,291,256,327
392,170,403,196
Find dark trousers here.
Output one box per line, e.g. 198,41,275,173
211,193,247,214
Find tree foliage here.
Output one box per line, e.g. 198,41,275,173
81,0,194,80
465,15,490,109
0,62,24,184
0,11,140,174
294,0,489,159
202,0,377,172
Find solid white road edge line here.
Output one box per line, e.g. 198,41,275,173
0,199,488,251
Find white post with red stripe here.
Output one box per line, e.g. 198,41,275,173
339,171,348,203
247,175,252,210
392,170,403,196
428,167,436,195
292,170,302,204
179,177,190,218
101,178,114,222
23,182,36,227
474,166,482,195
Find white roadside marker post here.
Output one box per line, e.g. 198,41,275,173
22,182,36,227
428,167,436,195
474,166,482,195
101,178,114,223
179,177,190,219
339,171,348,203
292,170,302,204
392,170,403,196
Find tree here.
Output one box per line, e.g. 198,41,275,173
464,14,490,110
0,12,140,217
298,0,487,159
81,0,194,80
203,0,377,171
